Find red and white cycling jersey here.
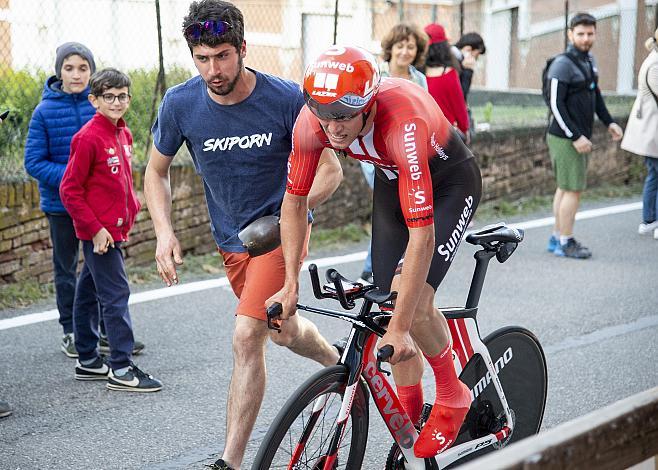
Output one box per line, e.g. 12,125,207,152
286,77,471,227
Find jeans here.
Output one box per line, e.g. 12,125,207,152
74,242,134,370
643,157,658,224
46,213,80,335
363,241,373,274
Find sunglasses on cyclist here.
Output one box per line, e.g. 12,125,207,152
183,20,232,41
303,90,373,121
97,93,131,104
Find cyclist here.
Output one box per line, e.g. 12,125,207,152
268,45,481,458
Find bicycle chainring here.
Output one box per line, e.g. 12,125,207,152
467,400,498,438
492,408,515,449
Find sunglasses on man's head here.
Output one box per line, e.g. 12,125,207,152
184,20,232,41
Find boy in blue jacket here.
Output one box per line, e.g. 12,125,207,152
24,42,145,357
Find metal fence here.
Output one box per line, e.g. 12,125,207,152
1,0,656,170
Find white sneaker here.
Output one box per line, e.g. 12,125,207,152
654,228,658,240
638,221,658,235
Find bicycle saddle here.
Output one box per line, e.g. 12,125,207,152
466,223,524,246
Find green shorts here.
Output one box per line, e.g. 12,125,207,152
547,133,589,191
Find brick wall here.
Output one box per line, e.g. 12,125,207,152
0,121,639,284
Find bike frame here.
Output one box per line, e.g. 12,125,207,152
281,238,522,469
290,314,513,468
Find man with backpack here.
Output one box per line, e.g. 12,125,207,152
543,12,623,259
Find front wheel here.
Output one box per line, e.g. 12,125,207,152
386,326,547,469
252,365,369,469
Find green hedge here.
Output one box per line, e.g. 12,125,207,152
0,66,191,181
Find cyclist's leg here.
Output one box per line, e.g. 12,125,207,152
370,169,408,292
372,171,426,423
411,297,472,458
389,273,425,424
413,158,482,457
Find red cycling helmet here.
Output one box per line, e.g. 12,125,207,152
303,45,380,121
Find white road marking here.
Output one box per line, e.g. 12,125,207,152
0,201,641,331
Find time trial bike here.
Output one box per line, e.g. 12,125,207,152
253,223,548,469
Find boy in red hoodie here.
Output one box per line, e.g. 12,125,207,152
60,68,162,392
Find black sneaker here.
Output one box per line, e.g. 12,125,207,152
206,458,235,470
0,400,12,419
556,238,592,259
107,364,162,392
75,357,110,381
99,334,145,356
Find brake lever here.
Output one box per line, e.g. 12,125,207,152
266,302,283,333
376,344,394,376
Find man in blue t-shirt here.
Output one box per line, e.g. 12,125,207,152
144,2,342,469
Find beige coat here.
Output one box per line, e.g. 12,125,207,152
621,49,658,158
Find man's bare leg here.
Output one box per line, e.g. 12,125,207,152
222,315,269,469
553,188,564,235
270,313,338,366
558,189,581,237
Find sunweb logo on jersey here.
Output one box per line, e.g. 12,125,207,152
312,73,340,98
403,122,422,181
408,187,426,206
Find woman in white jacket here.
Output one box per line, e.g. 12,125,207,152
622,28,658,238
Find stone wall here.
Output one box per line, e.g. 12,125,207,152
475,120,636,201
0,121,640,284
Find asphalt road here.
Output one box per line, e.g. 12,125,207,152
0,198,656,469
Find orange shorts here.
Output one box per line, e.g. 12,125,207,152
218,226,311,321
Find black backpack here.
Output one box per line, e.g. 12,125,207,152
541,52,595,108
